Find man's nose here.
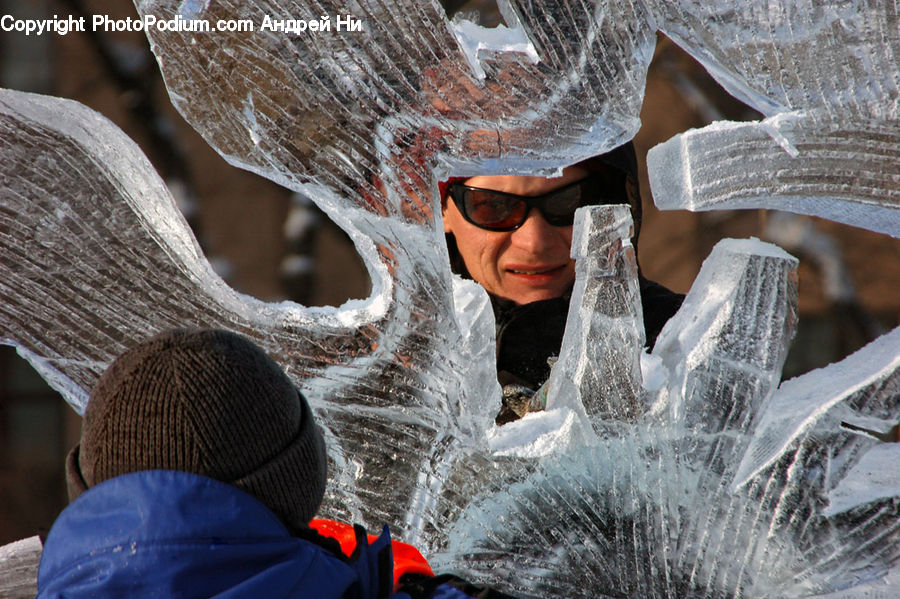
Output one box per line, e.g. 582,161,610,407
510,209,559,254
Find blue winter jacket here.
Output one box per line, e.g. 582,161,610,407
36,470,465,598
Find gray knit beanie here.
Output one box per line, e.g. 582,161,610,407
66,328,327,530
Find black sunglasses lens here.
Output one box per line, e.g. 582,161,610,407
451,173,622,230
539,185,582,225
464,190,528,229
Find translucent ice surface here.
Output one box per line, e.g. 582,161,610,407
545,205,645,427
0,86,490,534
434,239,896,598
1,0,898,597
646,1,900,235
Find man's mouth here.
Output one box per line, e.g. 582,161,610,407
507,265,565,275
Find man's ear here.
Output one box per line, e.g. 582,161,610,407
441,197,453,234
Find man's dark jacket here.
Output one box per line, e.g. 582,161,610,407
492,276,683,423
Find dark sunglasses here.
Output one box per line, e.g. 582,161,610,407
448,172,627,232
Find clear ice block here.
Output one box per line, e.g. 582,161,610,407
651,238,799,434
734,326,900,490
644,1,900,234
648,116,900,236
545,205,645,427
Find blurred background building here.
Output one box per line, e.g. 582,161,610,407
1,0,897,545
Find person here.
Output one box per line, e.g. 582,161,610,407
36,328,512,598
440,142,684,423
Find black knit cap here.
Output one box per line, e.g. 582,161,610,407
574,141,643,252
66,328,327,530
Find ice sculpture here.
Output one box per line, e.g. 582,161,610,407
0,0,898,597
645,1,900,236
544,205,645,426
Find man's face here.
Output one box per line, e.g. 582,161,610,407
442,166,588,305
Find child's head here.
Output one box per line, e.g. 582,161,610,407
67,328,327,530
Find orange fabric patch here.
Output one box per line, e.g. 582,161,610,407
310,518,435,588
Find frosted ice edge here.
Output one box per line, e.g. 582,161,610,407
825,444,900,517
